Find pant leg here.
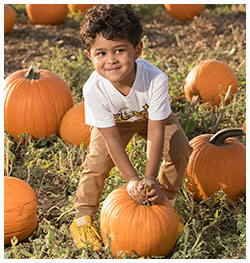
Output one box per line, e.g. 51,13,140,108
74,124,136,220
157,113,193,200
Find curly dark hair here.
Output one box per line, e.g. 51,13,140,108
80,4,143,51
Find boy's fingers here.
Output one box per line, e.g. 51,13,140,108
147,195,158,202
137,184,143,190
147,192,165,204
129,190,146,203
146,188,156,197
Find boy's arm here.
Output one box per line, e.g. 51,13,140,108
98,126,146,202
143,118,167,203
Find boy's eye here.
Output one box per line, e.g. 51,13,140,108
97,51,106,56
115,49,125,53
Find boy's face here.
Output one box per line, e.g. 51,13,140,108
85,35,142,88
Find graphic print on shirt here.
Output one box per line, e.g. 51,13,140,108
114,104,149,122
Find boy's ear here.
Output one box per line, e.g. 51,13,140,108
135,41,143,59
85,50,93,61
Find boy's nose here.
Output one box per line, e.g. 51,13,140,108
106,54,118,64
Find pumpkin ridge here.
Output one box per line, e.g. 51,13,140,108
224,141,246,197
150,202,177,255
5,199,36,213
128,199,141,255
190,65,199,95
150,205,162,255
28,80,37,137
220,146,232,191
210,142,222,196
110,194,134,255
16,79,32,138
148,205,161,255
123,198,140,250
4,78,24,137
32,79,46,137
188,138,212,198
42,78,60,134
200,64,221,102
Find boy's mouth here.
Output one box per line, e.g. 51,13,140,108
105,66,121,72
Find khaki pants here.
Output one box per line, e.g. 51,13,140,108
75,112,192,219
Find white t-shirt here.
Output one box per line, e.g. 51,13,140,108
83,59,171,128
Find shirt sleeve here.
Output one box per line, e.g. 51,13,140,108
148,73,171,120
84,92,116,128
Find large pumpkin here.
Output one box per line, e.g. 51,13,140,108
185,128,246,201
4,176,37,245
100,185,178,258
25,4,68,25
68,4,96,14
4,66,74,140
184,59,238,106
59,102,90,146
4,4,16,34
164,4,205,21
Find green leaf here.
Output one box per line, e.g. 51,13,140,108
185,119,196,134
21,250,34,257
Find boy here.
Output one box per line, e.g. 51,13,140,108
70,4,192,251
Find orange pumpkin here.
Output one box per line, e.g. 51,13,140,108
4,66,74,141
68,4,96,14
4,4,16,34
59,102,90,146
242,120,246,133
164,4,205,21
25,4,68,25
4,176,37,244
185,128,246,201
184,59,238,106
100,186,178,258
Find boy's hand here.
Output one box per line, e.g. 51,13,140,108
144,177,165,204
127,178,147,203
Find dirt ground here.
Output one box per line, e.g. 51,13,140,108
4,5,246,79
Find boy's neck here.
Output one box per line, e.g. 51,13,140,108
110,62,137,96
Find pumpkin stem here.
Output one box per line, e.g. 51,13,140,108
209,128,245,146
138,179,152,206
142,178,152,194
25,65,40,80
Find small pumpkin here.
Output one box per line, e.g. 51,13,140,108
68,4,96,14
4,4,16,34
4,176,37,244
4,65,74,140
185,128,246,201
59,102,90,146
164,4,205,21
100,183,178,258
184,59,238,106
25,4,68,25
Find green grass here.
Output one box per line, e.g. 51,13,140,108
4,4,246,259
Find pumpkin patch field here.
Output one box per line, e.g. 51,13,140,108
4,4,246,259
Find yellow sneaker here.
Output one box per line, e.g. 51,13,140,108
70,215,102,251
168,198,184,234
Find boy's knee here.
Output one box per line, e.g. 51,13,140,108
166,130,192,162
83,155,115,175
